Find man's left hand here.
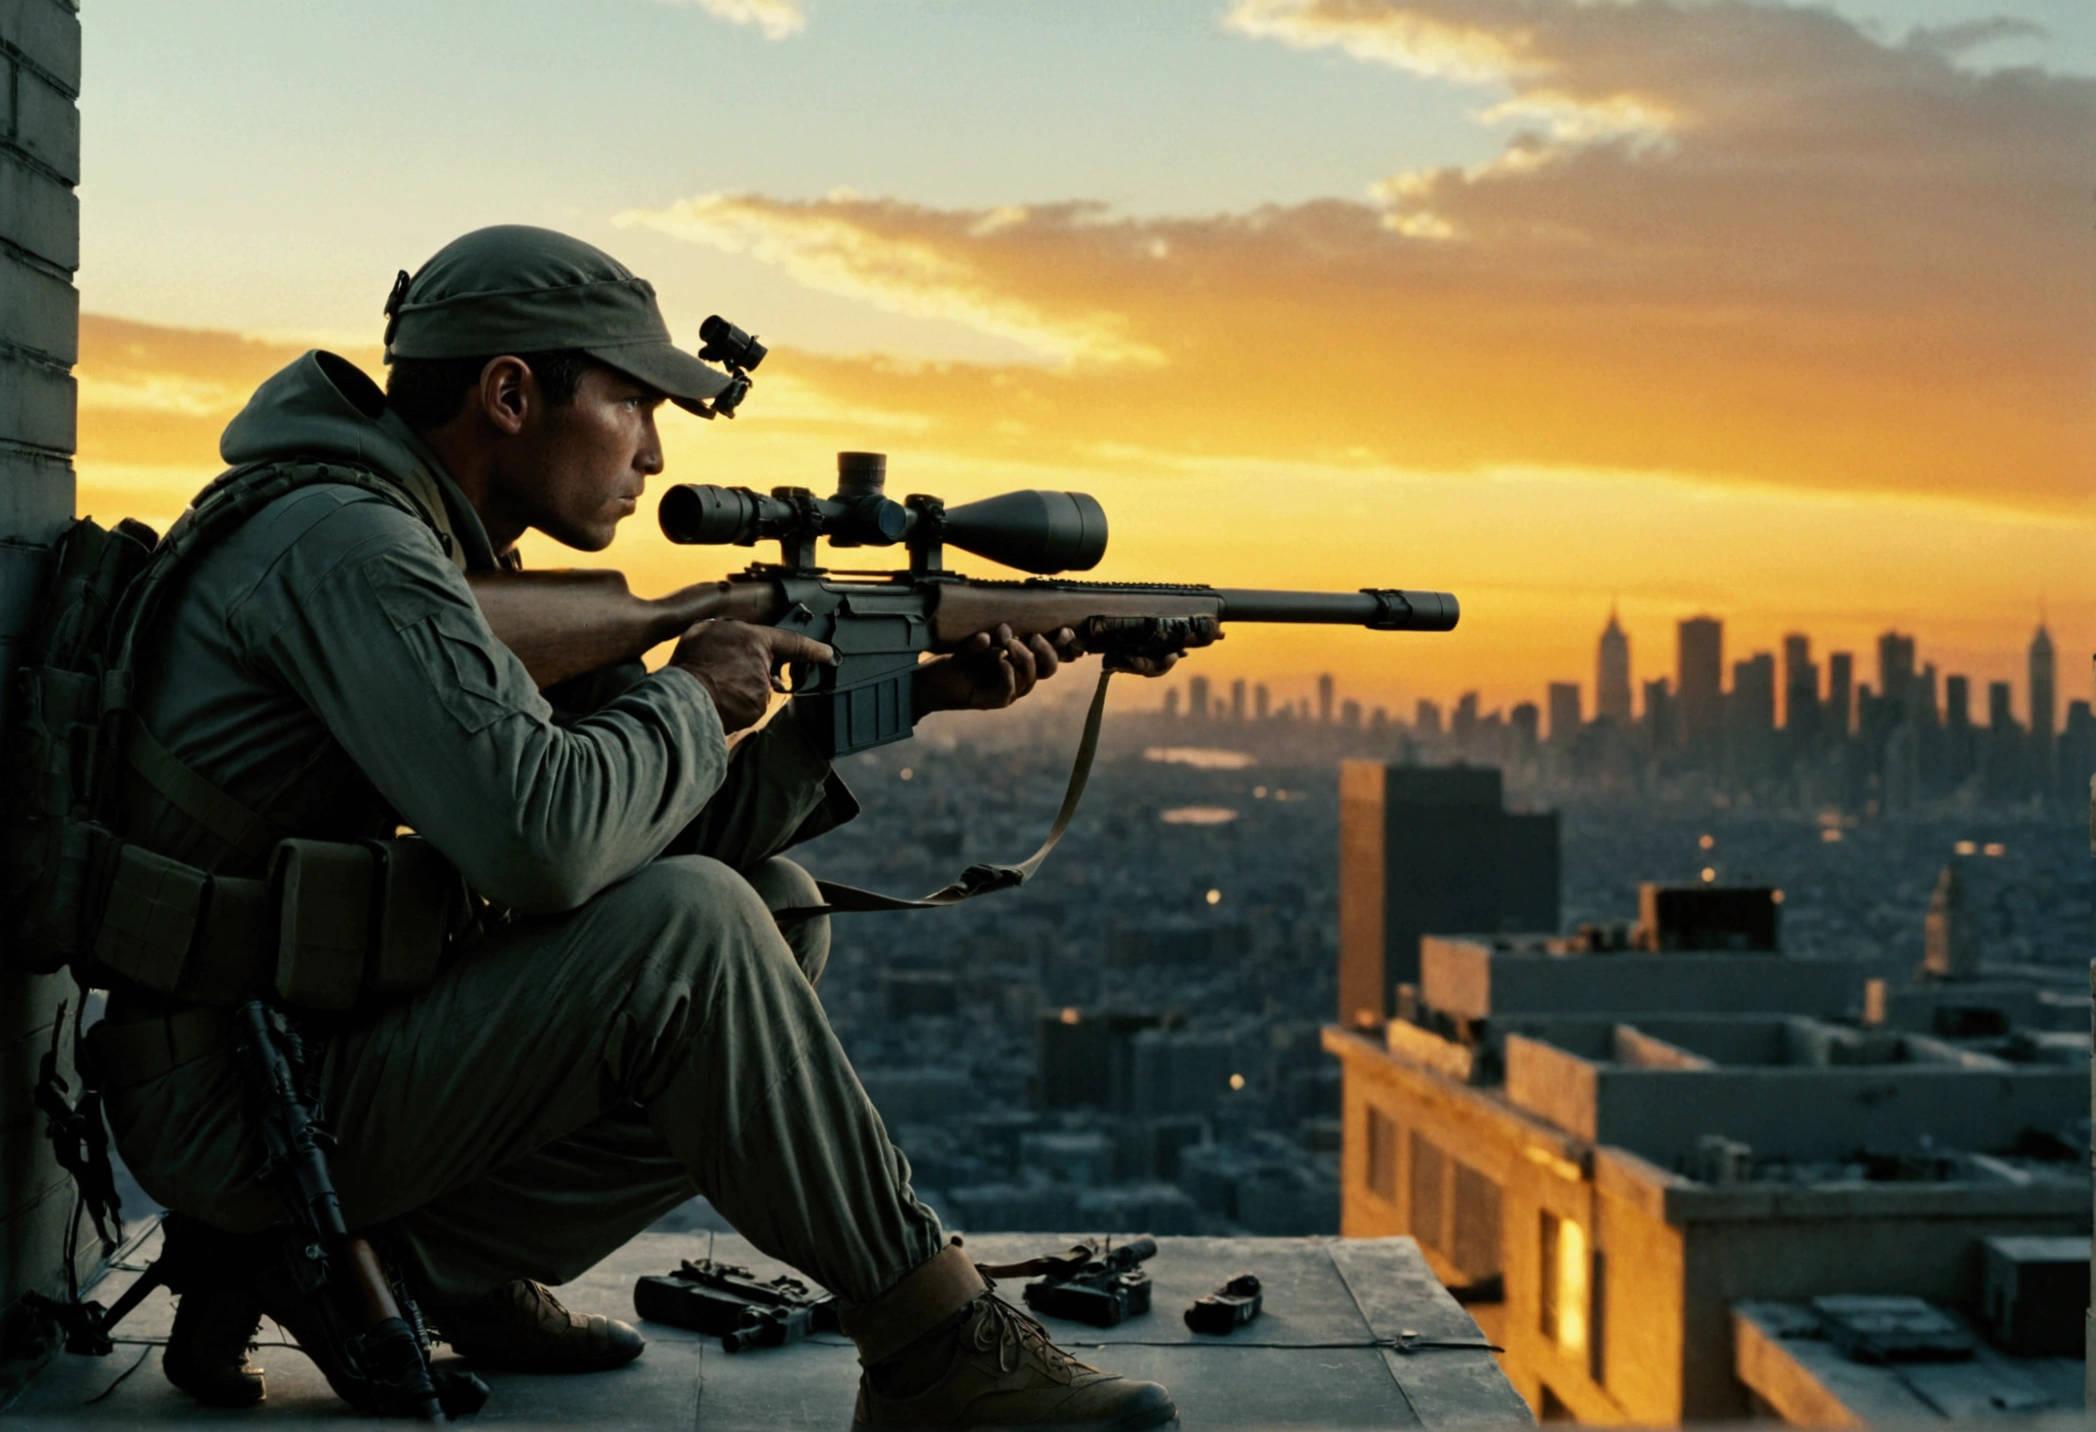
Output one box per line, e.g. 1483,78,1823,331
914,625,1087,714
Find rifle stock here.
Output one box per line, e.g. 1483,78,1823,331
469,565,1456,756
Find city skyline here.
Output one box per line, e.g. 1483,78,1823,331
59,1,2096,711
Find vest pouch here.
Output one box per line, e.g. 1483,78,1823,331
179,875,274,1007
273,839,374,1011
366,836,463,996
92,841,209,994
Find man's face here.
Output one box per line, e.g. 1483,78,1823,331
496,363,666,552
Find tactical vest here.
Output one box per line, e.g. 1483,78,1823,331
2,460,473,1012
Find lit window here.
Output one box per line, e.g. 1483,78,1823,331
1539,1211,1588,1355
1206,888,1222,905
1983,842,2006,858
899,767,914,781
1699,866,1716,884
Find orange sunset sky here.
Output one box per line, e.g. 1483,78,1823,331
74,0,2096,720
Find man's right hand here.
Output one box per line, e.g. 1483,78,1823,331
670,621,836,732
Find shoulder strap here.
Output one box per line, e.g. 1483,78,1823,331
97,461,440,861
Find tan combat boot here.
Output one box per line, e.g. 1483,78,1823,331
161,1283,267,1408
843,1244,1177,1431
430,1279,646,1373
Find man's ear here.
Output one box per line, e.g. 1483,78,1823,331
479,356,532,437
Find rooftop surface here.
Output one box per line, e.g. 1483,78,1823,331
7,1224,1530,1429
1734,1299,2085,1424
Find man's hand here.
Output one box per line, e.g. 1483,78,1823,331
914,625,1088,715
671,621,835,733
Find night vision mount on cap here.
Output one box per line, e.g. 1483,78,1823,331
380,224,763,419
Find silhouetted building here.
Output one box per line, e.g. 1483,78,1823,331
1878,631,1916,724
1547,682,1581,744
1163,688,1180,718
1188,674,1210,721
1510,702,1539,753
1782,634,1818,746
1337,764,1560,1028
1640,678,1674,756
1230,678,1246,723
1597,608,1632,725
1677,617,1724,764
1415,698,1441,737
1727,652,1776,780
2029,623,2055,798
1341,698,1362,731
1318,672,1335,726
1944,674,1976,787
1827,651,1853,740
1452,692,1479,749
1253,683,1270,721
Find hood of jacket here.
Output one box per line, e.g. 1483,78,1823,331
218,350,498,570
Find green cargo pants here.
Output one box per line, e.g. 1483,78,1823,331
101,726,948,1310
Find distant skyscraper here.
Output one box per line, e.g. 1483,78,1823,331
1640,678,1674,754
1230,678,1247,723
1341,699,1362,730
1511,702,1540,751
1945,675,1971,728
1254,684,1271,722
1596,608,1632,724
1415,698,1442,737
1189,674,1210,720
1318,673,1336,726
1782,634,1819,743
2030,622,2056,797
1827,652,1854,739
1877,631,1916,724
1677,617,1724,763
2029,622,2056,745
1338,764,1559,1026
1547,682,1582,744
1728,653,1777,779
1163,688,1180,718
1988,680,2014,729
1452,693,1480,749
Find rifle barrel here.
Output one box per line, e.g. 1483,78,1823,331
1215,588,1459,631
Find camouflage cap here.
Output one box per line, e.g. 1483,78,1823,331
383,225,733,417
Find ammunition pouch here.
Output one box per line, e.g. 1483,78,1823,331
88,831,470,1012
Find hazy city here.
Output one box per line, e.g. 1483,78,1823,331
8,0,2096,1426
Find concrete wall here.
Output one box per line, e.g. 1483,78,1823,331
1506,1035,2087,1168
1421,938,1866,1024
0,0,81,1323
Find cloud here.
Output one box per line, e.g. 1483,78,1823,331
615,193,1166,366
655,0,805,41
616,0,2093,518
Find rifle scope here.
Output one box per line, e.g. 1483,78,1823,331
659,452,1108,575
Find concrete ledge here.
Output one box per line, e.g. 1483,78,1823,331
0,149,75,271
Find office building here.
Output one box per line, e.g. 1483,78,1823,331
1677,617,1724,763
1318,672,1335,726
1229,677,1247,723
1188,673,1210,720
1827,651,1854,739
1727,652,1776,780
1328,895,2090,1421
1879,631,1917,724
1415,698,1442,737
1547,682,1582,744
1597,609,1632,725
1253,682,1270,721
1337,764,1559,1028
2029,623,2056,795
1782,634,1818,746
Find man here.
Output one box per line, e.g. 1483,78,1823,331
89,226,1176,1430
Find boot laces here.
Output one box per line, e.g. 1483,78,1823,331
968,1295,1095,1382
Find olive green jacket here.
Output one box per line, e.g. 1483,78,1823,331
126,351,847,912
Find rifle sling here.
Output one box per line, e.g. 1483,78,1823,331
789,667,1114,917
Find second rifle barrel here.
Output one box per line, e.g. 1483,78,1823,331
1215,589,1459,631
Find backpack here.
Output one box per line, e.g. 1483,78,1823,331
1,461,438,982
